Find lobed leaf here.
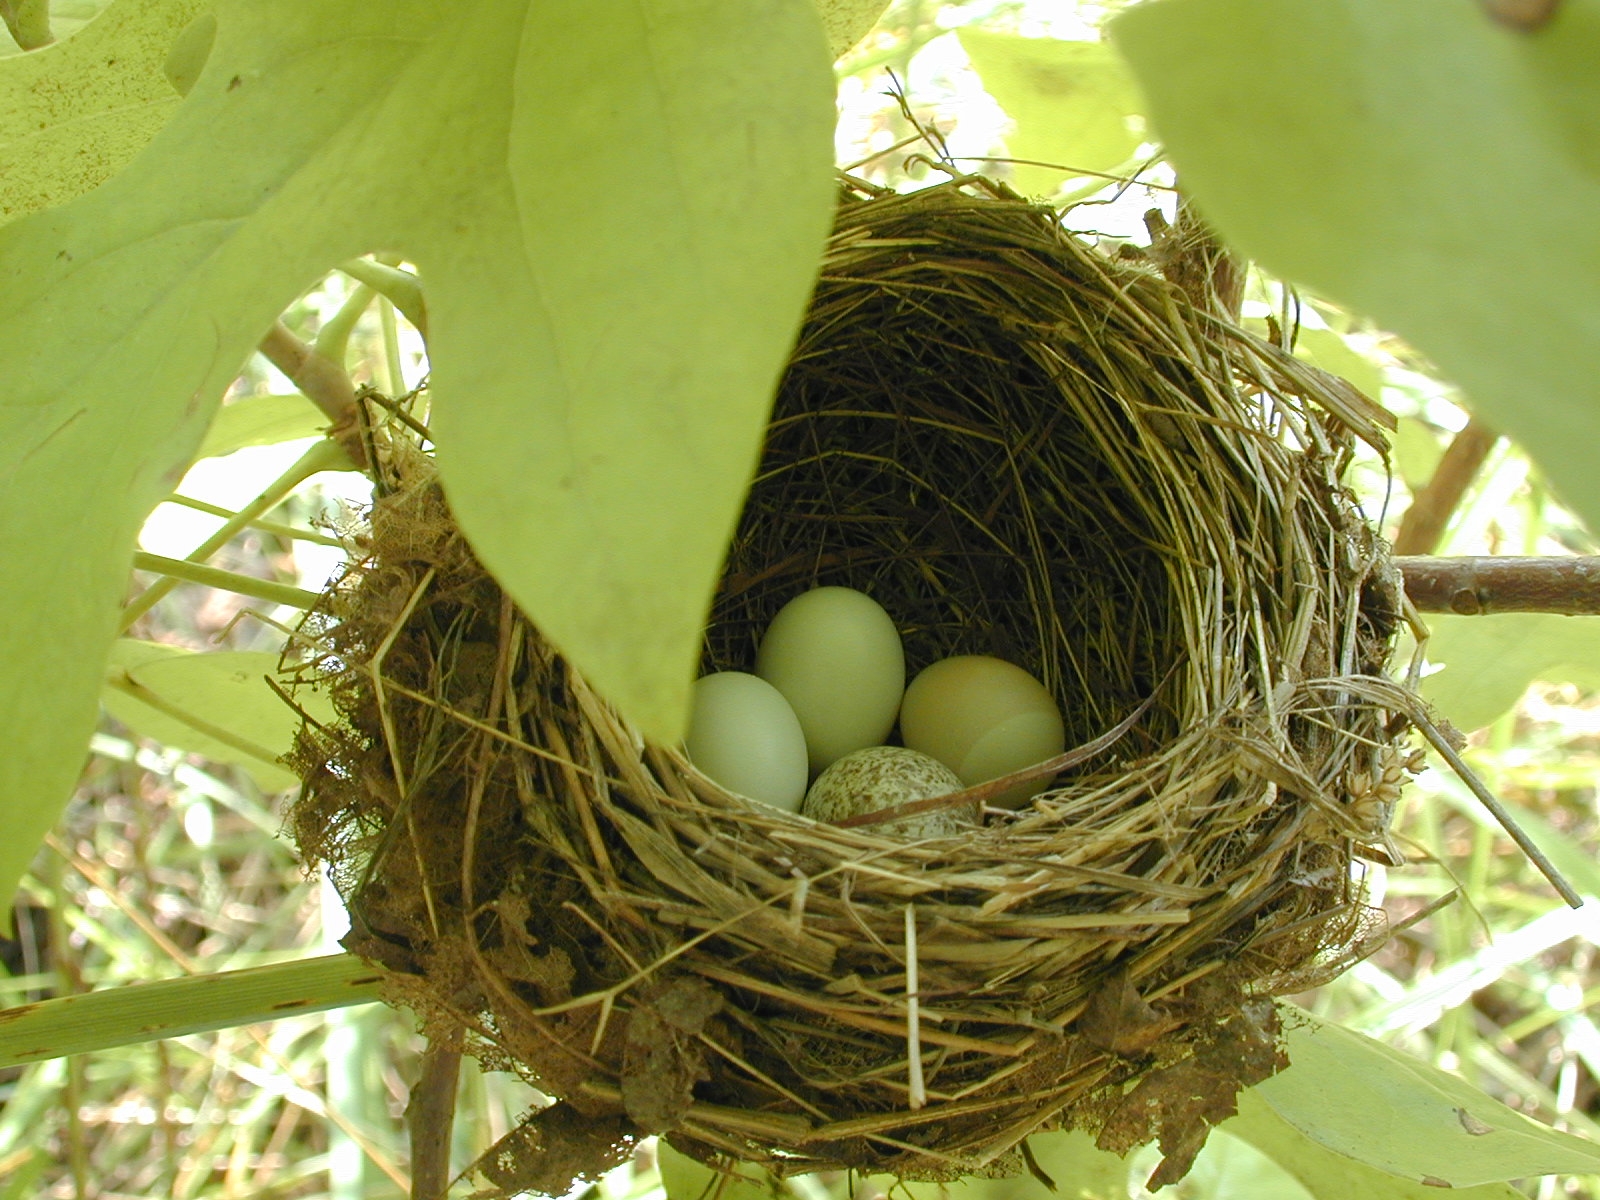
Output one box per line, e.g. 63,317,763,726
0,0,207,225
0,0,835,911
958,30,1143,198
1110,0,1600,535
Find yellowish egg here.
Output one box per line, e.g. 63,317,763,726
899,655,1065,808
684,672,808,812
755,586,905,773
801,746,974,839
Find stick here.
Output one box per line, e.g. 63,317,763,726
1412,709,1582,908
407,1044,462,1200
1397,556,1600,616
904,904,925,1111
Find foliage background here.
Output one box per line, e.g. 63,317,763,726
3,0,1600,1197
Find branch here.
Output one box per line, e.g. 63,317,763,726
407,1044,461,1200
1396,556,1600,616
257,320,368,469
1392,416,1499,555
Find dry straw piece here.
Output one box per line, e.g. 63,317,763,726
287,176,1421,1193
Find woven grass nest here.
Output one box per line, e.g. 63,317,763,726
288,176,1422,1193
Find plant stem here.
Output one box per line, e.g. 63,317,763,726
0,0,51,48
258,321,368,468
1396,556,1600,616
0,955,384,1068
130,551,322,611
408,1045,462,1200
122,439,346,628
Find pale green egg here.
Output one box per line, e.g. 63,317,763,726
899,655,1065,808
755,586,905,773
684,671,808,812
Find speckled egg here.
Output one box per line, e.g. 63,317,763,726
800,746,976,839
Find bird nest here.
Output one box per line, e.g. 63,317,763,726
286,177,1421,1194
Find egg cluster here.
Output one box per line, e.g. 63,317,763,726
684,586,1066,836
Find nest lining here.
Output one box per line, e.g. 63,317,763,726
287,177,1416,1194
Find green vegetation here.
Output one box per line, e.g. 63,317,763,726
2,0,1598,1194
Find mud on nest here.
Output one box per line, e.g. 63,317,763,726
286,177,1421,1194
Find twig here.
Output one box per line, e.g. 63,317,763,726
1411,709,1582,908
257,321,368,468
1397,556,1600,615
1393,416,1499,555
904,904,924,1111
408,1044,462,1200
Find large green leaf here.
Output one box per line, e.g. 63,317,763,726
957,30,1143,199
0,0,835,909
1255,1006,1600,1186
1226,1090,1523,1200
1109,0,1600,534
0,0,206,224
1422,612,1600,731
194,393,326,460
101,640,332,790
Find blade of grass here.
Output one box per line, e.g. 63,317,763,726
0,954,383,1068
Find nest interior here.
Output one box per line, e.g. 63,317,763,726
288,178,1417,1194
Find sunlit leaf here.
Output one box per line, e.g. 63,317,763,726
0,0,835,909
1422,612,1600,731
658,1142,774,1200
1392,416,1446,496
1227,1089,1523,1200
1110,0,1600,534
101,640,332,790
958,30,1143,198
815,0,892,56
1255,1006,1600,1186
0,0,207,224
195,393,326,460
1292,328,1384,411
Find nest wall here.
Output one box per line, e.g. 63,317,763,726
288,179,1415,1193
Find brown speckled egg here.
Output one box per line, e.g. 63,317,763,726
801,746,976,839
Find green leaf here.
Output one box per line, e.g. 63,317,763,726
101,640,330,790
0,0,834,910
813,0,891,57
958,30,1143,198
883,1129,1133,1200
1392,416,1446,496
0,0,207,224
194,393,327,460
1292,327,1384,411
0,954,382,1067
1254,1006,1600,1186
658,1143,775,1200
1421,612,1600,732
1109,0,1600,536
1227,1089,1523,1200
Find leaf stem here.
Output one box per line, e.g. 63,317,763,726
0,0,51,48
258,322,368,467
122,439,346,628
129,551,322,611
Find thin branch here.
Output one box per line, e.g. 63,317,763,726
1397,556,1600,616
408,1044,462,1200
257,320,369,468
1393,416,1499,555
